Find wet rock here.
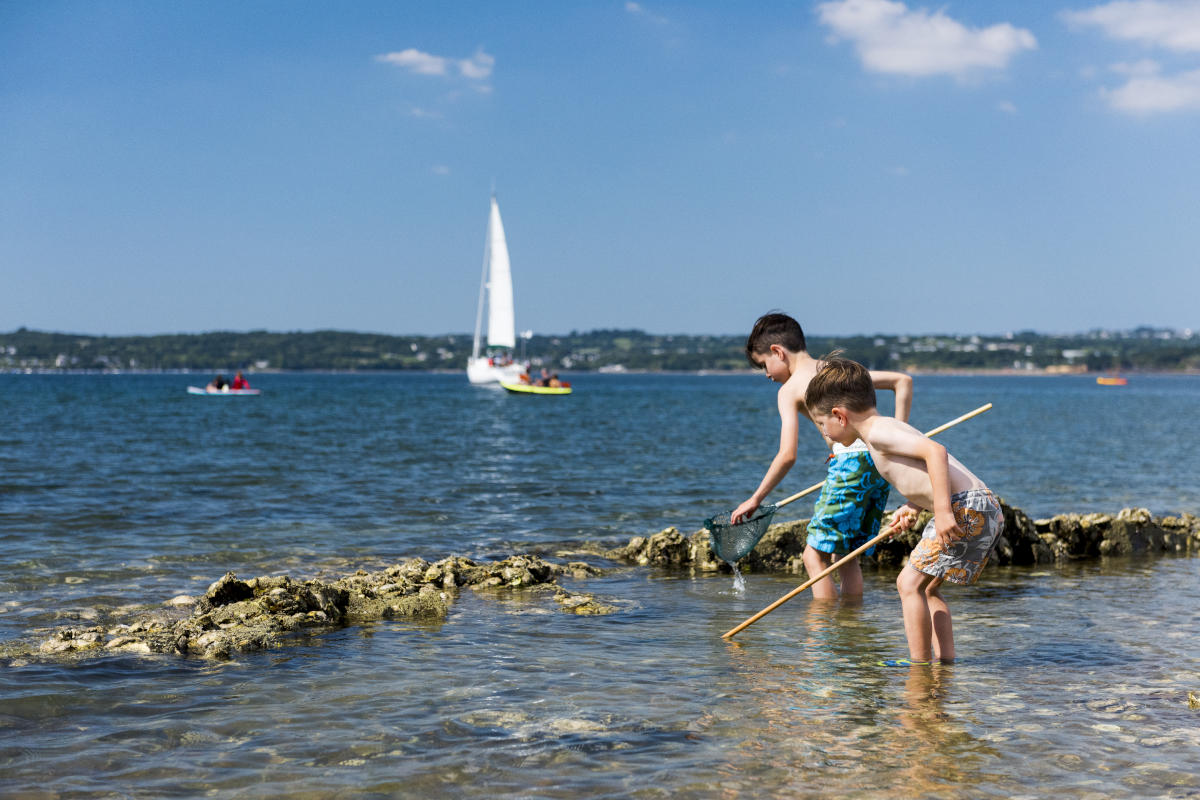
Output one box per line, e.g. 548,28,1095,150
1000,504,1054,564
609,501,1200,574
609,528,692,567
33,553,607,661
1101,508,1167,556
196,573,254,612
39,627,104,654
554,590,617,615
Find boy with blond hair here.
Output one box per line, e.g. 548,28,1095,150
731,313,912,600
804,357,1004,666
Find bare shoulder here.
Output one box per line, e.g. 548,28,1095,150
862,415,922,449
779,370,812,418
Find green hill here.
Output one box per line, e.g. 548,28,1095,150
2,326,1197,373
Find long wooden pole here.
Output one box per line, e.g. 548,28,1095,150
721,522,902,639
720,402,993,640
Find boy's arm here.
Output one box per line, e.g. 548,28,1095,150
730,387,799,524
868,370,913,423
866,421,962,545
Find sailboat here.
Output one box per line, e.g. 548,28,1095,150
467,195,526,385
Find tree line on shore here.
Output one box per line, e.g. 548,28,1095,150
2,326,1197,373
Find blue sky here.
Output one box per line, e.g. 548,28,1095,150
3,0,1198,337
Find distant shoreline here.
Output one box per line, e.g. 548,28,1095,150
4,368,1199,377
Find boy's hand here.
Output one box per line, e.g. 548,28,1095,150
890,503,920,531
730,498,759,525
934,513,965,547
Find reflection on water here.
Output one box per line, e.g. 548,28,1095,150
2,375,1200,797
3,558,1200,797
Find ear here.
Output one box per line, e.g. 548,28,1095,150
769,343,786,359
831,406,849,424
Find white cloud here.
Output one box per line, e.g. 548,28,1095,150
816,0,1037,79
626,2,668,24
377,49,449,76
431,165,451,176
1063,1,1200,52
997,99,1018,113
1064,3,1200,113
410,107,443,120
376,48,495,82
458,51,495,80
1103,66,1200,112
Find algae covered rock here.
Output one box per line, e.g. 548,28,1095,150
554,590,618,615
1101,507,1167,555
608,528,692,567
608,500,1200,575
39,627,105,654
32,552,608,661
196,572,254,613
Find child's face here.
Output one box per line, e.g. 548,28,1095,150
813,408,855,446
751,346,790,384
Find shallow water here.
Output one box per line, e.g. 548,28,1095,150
2,373,1199,797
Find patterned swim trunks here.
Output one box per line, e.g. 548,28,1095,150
908,488,1005,585
805,443,890,555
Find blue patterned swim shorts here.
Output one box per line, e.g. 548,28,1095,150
805,444,890,555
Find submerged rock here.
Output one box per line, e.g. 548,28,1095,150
608,501,1200,574
34,554,611,661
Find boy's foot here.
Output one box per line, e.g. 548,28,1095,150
877,658,932,667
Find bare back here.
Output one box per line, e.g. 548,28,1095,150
782,359,911,447
857,415,985,509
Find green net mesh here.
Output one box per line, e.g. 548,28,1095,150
703,503,778,563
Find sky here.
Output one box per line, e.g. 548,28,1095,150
3,0,1199,338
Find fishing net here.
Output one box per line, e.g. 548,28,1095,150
703,503,778,563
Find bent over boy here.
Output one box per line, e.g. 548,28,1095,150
731,313,912,600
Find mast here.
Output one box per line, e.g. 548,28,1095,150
471,199,492,360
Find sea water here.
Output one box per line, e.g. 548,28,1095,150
2,373,1199,798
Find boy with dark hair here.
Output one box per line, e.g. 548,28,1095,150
805,357,1003,666
731,312,912,601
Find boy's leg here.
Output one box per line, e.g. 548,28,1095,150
802,544,838,600
896,565,934,662
836,553,863,598
805,449,888,601
925,577,954,662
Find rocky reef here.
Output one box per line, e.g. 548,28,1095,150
28,502,1200,662
37,554,612,661
608,501,1200,573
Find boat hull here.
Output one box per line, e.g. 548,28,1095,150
1096,377,1128,386
187,386,262,395
467,358,525,385
500,382,571,395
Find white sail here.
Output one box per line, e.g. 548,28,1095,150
467,195,524,385
485,198,516,350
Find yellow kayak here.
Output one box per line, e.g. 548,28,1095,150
500,381,572,395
